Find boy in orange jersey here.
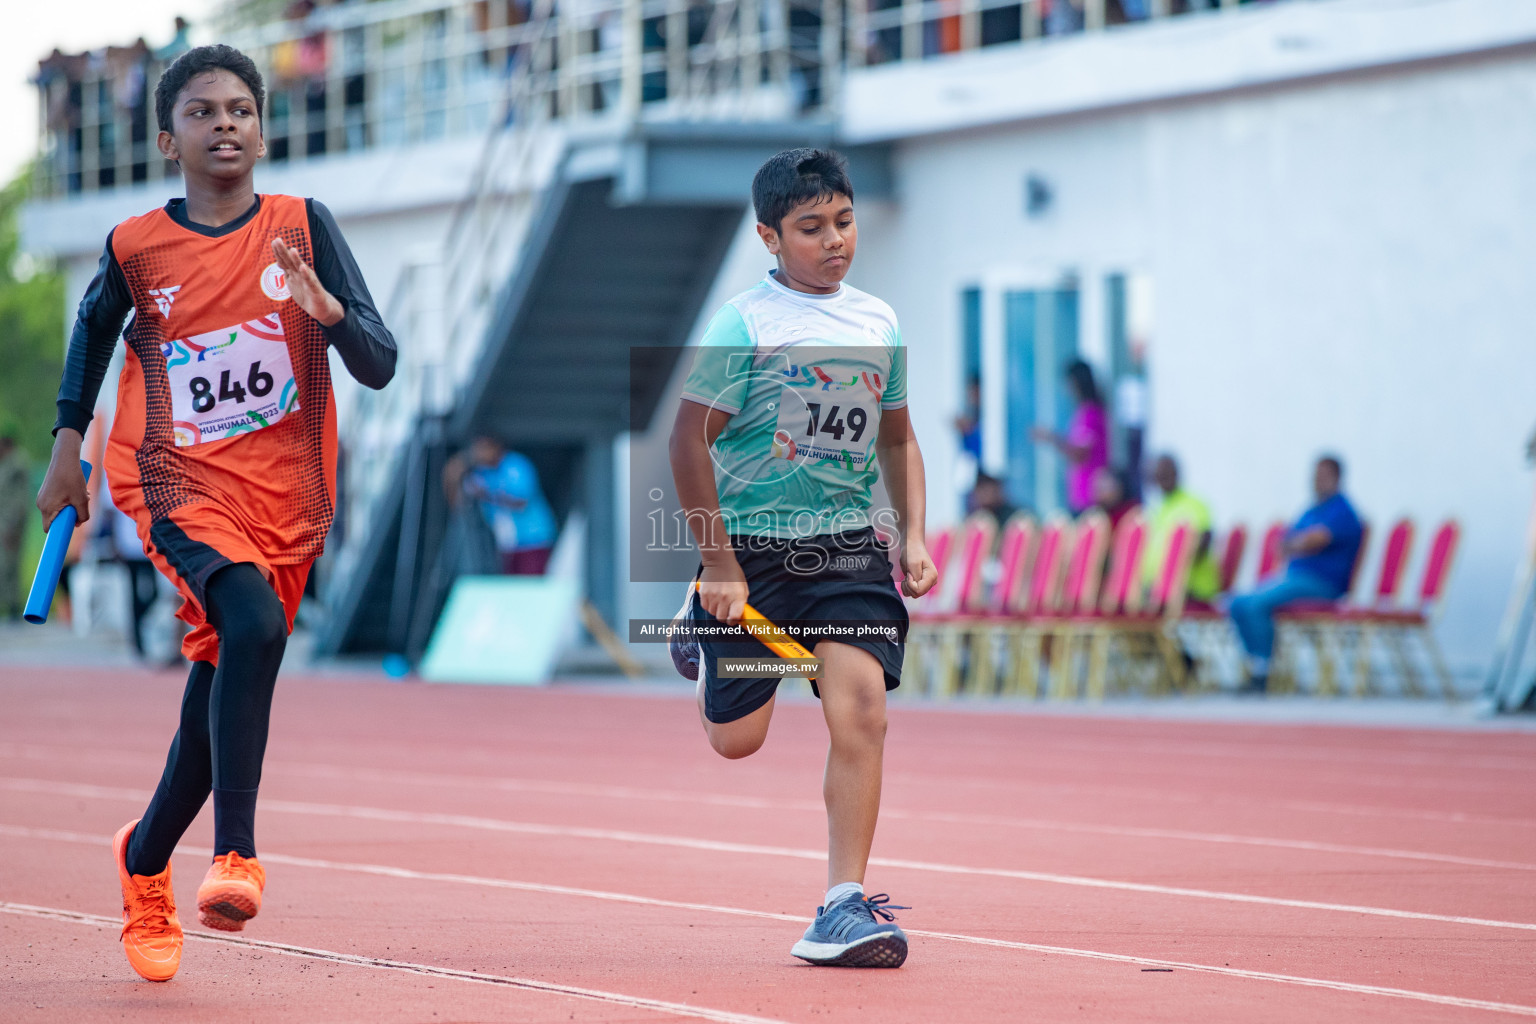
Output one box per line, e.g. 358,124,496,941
35,45,396,982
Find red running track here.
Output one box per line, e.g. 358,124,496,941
3,665,1536,1022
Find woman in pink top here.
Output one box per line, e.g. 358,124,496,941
1032,359,1109,513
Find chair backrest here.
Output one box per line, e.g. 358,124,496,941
1218,524,1247,594
1099,510,1147,615
1256,522,1286,581
990,513,1037,614
1024,516,1072,615
1417,519,1461,611
953,513,998,614
1371,518,1415,608
1342,520,1371,602
1149,521,1195,617
1059,511,1110,614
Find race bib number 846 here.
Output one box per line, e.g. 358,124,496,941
162,313,299,448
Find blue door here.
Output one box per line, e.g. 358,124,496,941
1003,284,1079,514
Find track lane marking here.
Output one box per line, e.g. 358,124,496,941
0,901,791,1024
4,801,1536,937
268,766,1536,871
7,713,1534,772
4,843,1535,1019
6,740,1534,831
7,771,1535,875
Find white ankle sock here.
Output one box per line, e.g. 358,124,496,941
825,881,864,907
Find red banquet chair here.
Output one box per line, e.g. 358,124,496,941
1026,510,1112,699
1273,520,1371,696
998,514,1074,697
1042,509,1145,699
1179,523,1248,689
1083,521,1194,698
905,514,994,696
930,511,1004,696
1217,524,1247,597
1345,519,1460,699
1335,517,1414,695
957,513,1039,694
1255,522,1286,583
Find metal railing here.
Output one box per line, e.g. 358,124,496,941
33,0,1274,197
32,0,844,197
846,0,1245,66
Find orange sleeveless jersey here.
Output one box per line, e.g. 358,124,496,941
105,195,336,652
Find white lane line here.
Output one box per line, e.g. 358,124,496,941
4,802,1536,937
884,769,1536,830
916,929,1536,1018
7,739,1535,831
972,736,1536,775
272,765,1536,872
0,901,791,1024
4,840,1535,1019
898,812,1536,872
7,771,1534,876
1,824,811,924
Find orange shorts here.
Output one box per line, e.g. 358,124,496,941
139,503,312,666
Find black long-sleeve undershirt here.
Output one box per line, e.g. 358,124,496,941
55,230,133,437
54,196,398,436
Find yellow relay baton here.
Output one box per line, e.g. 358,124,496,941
692,581,820,681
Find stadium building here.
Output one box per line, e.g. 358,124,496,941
22,0,1536,684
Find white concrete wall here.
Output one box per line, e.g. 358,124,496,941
841,47,1536,671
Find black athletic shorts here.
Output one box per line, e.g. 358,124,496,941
689,527,909,724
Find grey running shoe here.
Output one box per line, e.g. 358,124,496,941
669,588,699,681
791,893,909,967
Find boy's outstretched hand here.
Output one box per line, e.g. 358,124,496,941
271,237,344,327
899,540,937,599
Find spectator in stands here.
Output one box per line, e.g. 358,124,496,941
954,373,982,506
1113,349,1148,502
1229,455,1363,693
1042,0,1086,35
1142,454,1219,607
970,471,1018,526
1091,466,1137,531
445,436,558,575
1110,0,1152,22
155,16,193,61
1032,359,1108,514
954,373,982,466
0,430,29,620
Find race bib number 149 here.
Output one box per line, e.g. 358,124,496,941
162,313,299,448
770,365,883,469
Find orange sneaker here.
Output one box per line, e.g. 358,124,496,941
113,820,183,982
196,852,266,932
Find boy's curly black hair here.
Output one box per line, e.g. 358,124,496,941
752,149,855,233
154,44,265,135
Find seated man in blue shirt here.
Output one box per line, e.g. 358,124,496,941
1229,455,1363,694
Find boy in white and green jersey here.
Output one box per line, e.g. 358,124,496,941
669,148,937,968
679,270,908,536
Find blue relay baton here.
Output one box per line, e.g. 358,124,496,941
24,461,92,625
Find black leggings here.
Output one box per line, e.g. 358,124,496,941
125,562,287,876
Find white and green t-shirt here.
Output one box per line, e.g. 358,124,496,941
680,272,907,539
